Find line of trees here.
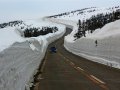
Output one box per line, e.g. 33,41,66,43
24,26,58,37
0,20,59,38
48,7,94,18
74,9,120,39
0,20,23,29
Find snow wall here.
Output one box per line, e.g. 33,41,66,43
0,26,65,90
64,36,120,69
64,20,120,69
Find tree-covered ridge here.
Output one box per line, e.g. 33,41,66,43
0,20,23,29
74,9,120,39
24,26,58,37
47,7,95,18
0,20,59,37
47,6,120,19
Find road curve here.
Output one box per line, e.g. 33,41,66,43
31,27,120,90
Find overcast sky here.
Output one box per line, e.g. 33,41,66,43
0,0,120,22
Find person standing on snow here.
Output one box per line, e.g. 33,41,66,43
95,40,98,47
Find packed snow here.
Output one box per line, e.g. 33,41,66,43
0,19,65,90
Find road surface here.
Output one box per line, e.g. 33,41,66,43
32,27,120,90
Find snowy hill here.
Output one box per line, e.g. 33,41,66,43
48,6,120,22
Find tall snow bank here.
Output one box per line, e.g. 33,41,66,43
0,19,65,90
64,20,120,69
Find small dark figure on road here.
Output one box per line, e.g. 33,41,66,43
95,40,98,47
50,46,57,53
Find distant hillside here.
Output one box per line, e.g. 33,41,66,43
47,6,120,22
47,6,120,39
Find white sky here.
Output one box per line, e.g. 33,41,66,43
0,0,120,22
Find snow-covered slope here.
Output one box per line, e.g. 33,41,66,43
49,6,120,22
0,19,65,90
85,20,120,39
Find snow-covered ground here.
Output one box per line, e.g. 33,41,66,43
0,19,65,90
47,6,120,69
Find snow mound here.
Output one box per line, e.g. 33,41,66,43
64,20,120,69
86,20,120,39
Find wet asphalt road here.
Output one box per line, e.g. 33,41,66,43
33,27,120,90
